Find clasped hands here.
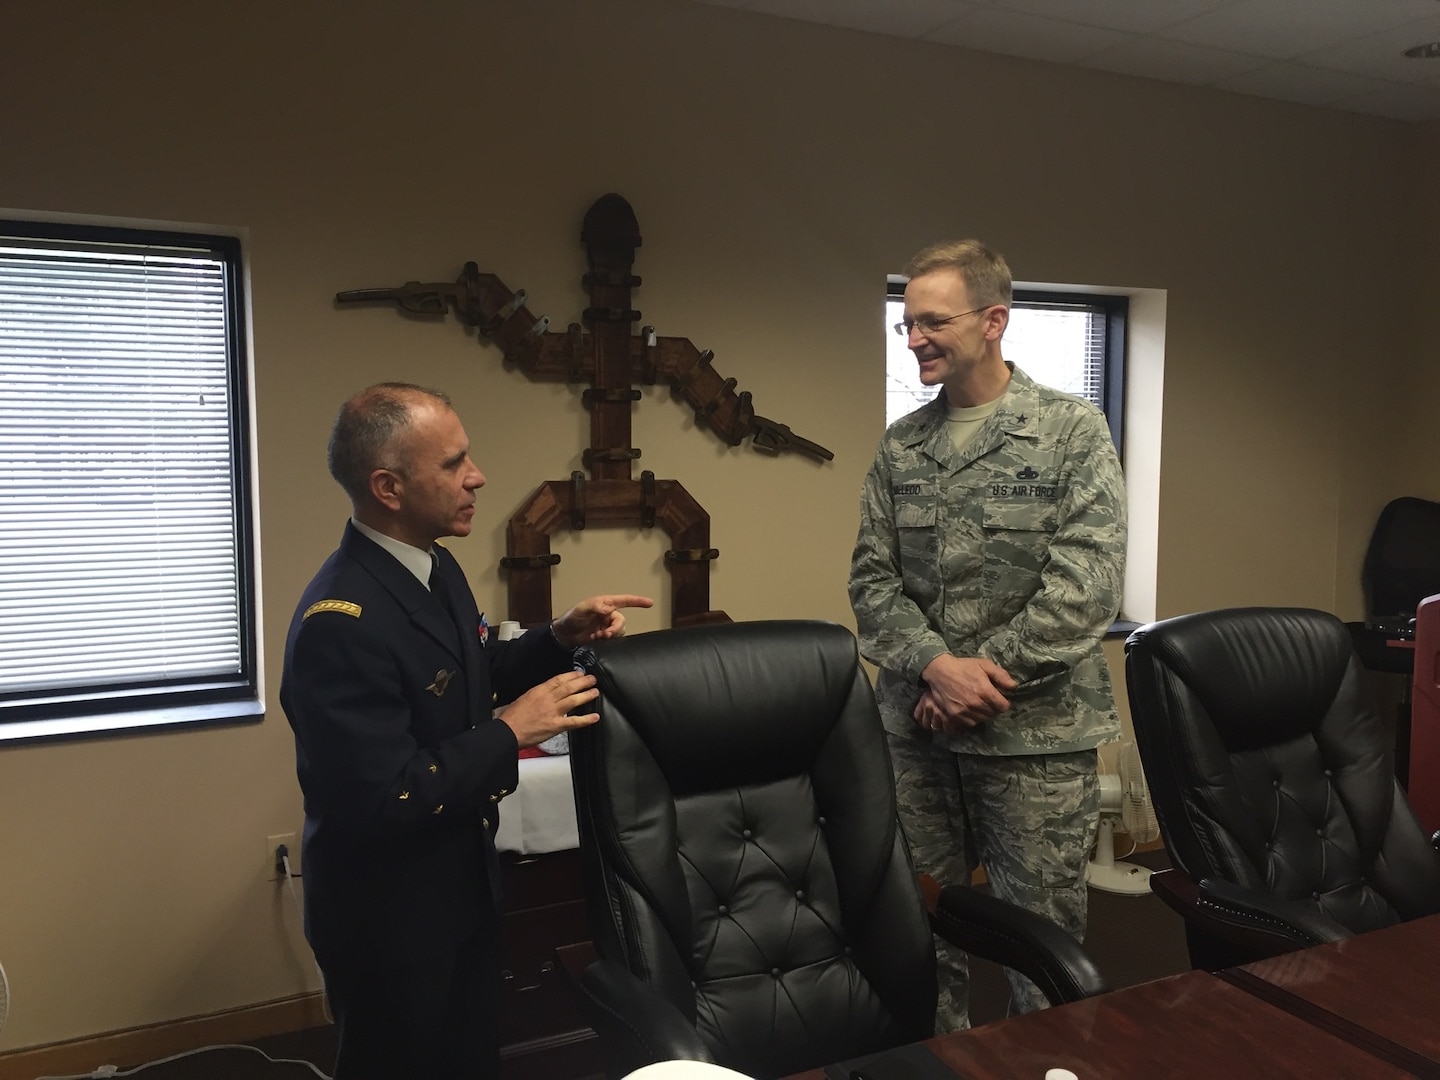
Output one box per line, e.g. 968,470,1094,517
502,593,653,749
915,654,1017,734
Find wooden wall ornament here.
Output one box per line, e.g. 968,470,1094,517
335,193,832,628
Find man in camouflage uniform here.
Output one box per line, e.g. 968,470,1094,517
848,240,1126,1030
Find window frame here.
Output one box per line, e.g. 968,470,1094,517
0,218,261,742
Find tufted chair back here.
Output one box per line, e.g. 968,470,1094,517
1125,607,1440,964
569,620,937,1080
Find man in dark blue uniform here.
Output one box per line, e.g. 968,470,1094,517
281,382,651,1079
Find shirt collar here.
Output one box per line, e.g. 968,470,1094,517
351,517,435,589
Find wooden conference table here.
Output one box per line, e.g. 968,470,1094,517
786,913,1440,1080
1222,912,1440,1076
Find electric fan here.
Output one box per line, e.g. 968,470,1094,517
1087,741,1161,895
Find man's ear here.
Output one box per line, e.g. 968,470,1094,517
369,468,403,511
984,304,1009,341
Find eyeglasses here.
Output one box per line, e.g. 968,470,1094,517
893,306,991,337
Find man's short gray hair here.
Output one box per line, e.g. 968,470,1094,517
326,382,451,501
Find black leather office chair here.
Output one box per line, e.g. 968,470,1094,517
1346,496,1440,674
1345,496,1440,785
569,620,1107,1080
1124,607,1440,971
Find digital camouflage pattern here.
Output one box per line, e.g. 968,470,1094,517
889,733,1099,1024
848,364,1126,756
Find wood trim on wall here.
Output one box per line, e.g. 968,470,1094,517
0,837,1168,1080
0,993,328,1080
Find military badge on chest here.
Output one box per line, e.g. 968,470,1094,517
426,669,455,697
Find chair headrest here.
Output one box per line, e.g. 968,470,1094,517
585,620,869,796
1125,607,1353,752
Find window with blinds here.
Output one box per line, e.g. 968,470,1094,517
0,221,258,740
884,286,1127,451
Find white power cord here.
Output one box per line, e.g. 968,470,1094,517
280,849,333,1026
34,851,334,1080
34,1042,331,1079
0,959,10,1038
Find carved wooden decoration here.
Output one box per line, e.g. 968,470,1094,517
335,193,831,628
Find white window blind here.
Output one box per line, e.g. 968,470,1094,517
0,229,254,730
1003,303,1107,406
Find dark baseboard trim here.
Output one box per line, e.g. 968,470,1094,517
0,992,328,1080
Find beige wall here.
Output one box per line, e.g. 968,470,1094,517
0,0,1434,1052
1397,118,1440,497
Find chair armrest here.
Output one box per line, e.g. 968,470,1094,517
575,958,715,1075
1145,865,1200,913
555,941,597,984
928,883,1110,1005
1149,868,1352,962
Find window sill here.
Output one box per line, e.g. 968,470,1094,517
0,697,265,744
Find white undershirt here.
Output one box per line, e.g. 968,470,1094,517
946,397,1002,454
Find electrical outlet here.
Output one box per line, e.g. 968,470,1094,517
266,832,298,882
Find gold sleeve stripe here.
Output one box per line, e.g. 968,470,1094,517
303,600,362,620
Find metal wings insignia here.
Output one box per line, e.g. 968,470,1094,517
426,668,455,697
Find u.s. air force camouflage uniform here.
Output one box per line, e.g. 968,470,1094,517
848,364,1125,1029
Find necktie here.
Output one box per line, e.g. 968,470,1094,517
429,555,455,617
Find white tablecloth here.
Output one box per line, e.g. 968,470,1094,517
494,753,580,855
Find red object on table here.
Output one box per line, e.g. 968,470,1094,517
1409,593,1440,834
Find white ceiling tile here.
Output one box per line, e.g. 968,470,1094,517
1155,0,1415,61
1082,36,1267,86
1364,0,1440,20
682,0,1440,120
743,0,983,38
1214,61,1401,108
1301,16,1440,86
925,7,1132,65
1397,60,1440,91
986,0,1232,35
